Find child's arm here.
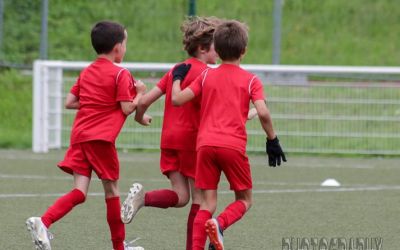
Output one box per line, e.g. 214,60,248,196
134,87,163,126
120,80,146,116
65,93,80,109
171,80,195,106
253,99,286,167
254,100,276,139
170,63,195,106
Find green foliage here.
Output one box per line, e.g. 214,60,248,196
1,0,400,65
0,69,32,148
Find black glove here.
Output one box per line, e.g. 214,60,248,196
172,63,191,82
266,136,287,167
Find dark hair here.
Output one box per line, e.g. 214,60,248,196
181,16,222,57
91,21,126,54
214,20,248,61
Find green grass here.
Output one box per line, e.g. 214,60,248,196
0,69,32,148
0,150,399,249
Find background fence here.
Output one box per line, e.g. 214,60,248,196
33,60,400,155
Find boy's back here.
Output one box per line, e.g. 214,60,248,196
157,57,207,150
189,64,264,153
70,57,136,144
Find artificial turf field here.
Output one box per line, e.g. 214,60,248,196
0,149,399,250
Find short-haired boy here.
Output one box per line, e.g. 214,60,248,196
26,21,146,250
171,20,286,250
120,16,221,250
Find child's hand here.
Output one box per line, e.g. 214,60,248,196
266,136,286,167
137,114,152,126
172,63,191,82
247,108,258,120
135,80,146,94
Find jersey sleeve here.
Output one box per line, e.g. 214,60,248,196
116,69,136,102
156,71,171,93
188,70,207,97
70,77,80,96
250,76,265,102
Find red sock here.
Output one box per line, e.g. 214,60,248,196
144,189,179,208
217,200,247,231
192,209,212,250
41,188,85,228
186,204,200,250
106,197,125,250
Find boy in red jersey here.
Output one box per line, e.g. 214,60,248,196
26,21,147,250
171,20,286,250
120,16,221,250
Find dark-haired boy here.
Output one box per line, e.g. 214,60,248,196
26,21,146,250
171,20,286,250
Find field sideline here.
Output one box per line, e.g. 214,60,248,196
1,150,399,249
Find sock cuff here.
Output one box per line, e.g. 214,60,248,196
235,200,247,212
71,188,86,203
105,196,120,202
190,203,200,211
197,209,212,219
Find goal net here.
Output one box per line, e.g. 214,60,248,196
33,60,400,155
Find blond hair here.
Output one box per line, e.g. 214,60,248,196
181,16,222,57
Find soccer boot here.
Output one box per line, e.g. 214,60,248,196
26,217,53,250
121,183,144,224
205,218,224,250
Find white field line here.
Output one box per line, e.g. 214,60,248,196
1,185,400,199
0,173,395,188
3,152,399,170
0,173,339,187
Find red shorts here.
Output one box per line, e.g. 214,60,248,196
58,141,119,180
195,146,252,191
160,149,197,179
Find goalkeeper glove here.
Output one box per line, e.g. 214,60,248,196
172,63,191,82
266,136,287,167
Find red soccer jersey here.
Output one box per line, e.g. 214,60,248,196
188,63,265,153
69,57,136,144
156,57,208,150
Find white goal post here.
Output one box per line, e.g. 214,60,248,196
33,60,400,155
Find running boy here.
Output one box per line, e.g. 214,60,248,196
171,20,286,250
26,21,147,250
120,16,221,250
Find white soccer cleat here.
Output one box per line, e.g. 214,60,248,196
121,183,145,224
205,218,224,250
26,217,53,250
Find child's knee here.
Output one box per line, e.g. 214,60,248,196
239,198,252,211
175,192,190,207
73,188,87,204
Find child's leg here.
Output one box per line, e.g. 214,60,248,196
216,189,252,231
144,171,187,208
193,189,217,250
103,180,125,250
41,173,88,228
186,178,201,250
121,171,187,224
